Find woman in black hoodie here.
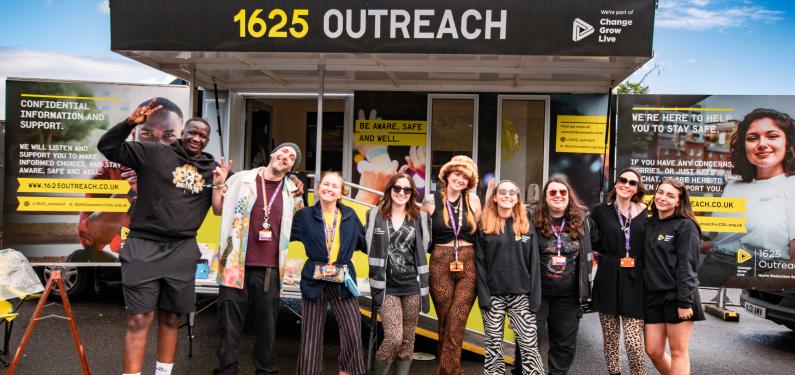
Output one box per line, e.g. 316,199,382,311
476,180,543,375
644,178,705,375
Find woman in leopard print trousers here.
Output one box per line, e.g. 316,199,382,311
590,169,648,375
424,156,482,375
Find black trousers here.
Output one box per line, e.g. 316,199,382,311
539,294,582,375
214,267,280,375
513,294,582,375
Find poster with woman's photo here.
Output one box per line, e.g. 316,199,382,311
616,94,795,290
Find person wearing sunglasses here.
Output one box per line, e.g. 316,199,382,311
365,173,431,375
531,177,592,375
644,178,704,375
476,180,544,375
421,155,481,375
589,168,648,375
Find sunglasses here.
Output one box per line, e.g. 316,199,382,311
391,185,413,194
548,189,568,197
497,189,519,197
617,176,639,187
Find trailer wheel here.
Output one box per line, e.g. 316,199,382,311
40,265,91,299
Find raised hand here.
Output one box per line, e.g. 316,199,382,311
126,98,163,126
214,156,233,185
119,166,138,194
290,175,305,197
354,108,385,157
404,145,427,177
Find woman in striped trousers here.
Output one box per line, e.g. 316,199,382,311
291,171,367,375
476,180,544,375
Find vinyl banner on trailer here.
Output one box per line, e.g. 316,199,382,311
3,79,199,265
351,92,428,206
616,95,795,290
111,0,655,57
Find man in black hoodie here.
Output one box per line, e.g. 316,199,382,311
98,100,230,375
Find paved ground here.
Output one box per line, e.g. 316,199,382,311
3,289,795,374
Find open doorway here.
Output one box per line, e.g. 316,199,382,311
244,97,347,173
246,101,272,168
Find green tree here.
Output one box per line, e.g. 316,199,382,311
617,82,649,94
617,62,663,95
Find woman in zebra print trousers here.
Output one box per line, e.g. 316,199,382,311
475,180,544,375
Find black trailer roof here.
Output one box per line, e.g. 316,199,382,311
111,0,656,93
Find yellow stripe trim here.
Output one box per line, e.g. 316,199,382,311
631,107,734,111
21,93,120,101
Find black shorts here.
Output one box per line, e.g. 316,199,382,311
644,289,706,324
120,236,200,314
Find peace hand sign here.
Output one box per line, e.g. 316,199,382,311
126,98,164,126
213,156,233,185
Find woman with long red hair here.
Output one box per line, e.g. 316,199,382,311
476,180,544,374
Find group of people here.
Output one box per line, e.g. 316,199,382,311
421,160,704,375
101,99,708,375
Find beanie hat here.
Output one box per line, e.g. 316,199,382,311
273,142,302,172
438,155,478,192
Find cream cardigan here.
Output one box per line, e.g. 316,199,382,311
216,167,302,289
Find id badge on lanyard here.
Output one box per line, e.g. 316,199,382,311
258,229,273,242
258,176,283,242
447,199,465,272
552,218,567,267
617,204,635,268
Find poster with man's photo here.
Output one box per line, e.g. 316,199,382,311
3,78,194,265
616,94,795,290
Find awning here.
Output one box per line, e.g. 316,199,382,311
111,0,656,93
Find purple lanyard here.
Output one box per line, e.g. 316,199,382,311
260,176,284,223
552,218,566,256
323,209,339,262
615,204,632,258
446,198,463,261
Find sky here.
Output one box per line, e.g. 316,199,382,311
1,0,795,120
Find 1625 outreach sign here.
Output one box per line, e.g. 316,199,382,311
110,0,655,57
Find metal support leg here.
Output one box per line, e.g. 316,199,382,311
7,269,91,374
705,287,740,322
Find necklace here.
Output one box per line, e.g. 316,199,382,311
449,196,461,213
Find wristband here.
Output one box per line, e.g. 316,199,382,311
205,183,227,190
365,147,389,160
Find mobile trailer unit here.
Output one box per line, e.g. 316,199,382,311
107,0,656,360
2,0,659,361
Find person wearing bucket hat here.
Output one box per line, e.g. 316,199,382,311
421,155,482,375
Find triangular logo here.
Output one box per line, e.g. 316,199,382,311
572,18,595,42
737,248,752,264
